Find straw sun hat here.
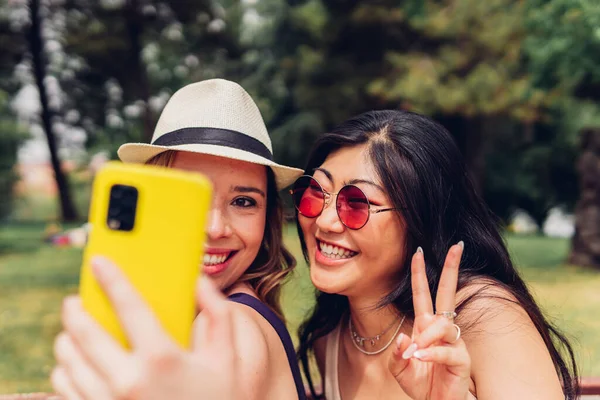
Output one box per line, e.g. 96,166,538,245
117,79,303,189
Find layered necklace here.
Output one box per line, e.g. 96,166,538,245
348,314,406,356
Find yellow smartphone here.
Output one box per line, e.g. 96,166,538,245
79,161,212,349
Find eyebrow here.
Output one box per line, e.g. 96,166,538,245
232,186,266,198
347,178,385,193
314,168,385,193
314,167,333,182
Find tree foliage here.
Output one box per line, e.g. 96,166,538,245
525,0,600,99
2,0,600,224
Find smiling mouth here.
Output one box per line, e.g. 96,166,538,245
203,251,237,266
317,240,358,259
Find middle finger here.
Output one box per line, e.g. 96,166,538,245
435,242,464,314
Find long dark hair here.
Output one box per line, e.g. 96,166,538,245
296,110,579,399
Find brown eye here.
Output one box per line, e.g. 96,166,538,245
232,197,256,208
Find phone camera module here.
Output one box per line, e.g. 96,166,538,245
107,184,138,231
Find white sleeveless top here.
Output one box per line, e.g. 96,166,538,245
323,322,477,400
324,323,343,400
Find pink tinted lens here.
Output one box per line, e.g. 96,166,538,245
293,176,324,217
337,185,369,229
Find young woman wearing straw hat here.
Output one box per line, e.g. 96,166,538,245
51,79,307,400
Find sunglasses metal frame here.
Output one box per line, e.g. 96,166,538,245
290,175,404,230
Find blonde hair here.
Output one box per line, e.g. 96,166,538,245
146,150,296,321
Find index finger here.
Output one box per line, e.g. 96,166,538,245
435,241,464,314
411,247,433,317
90,256,170,351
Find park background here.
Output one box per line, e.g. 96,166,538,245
1,0,600,395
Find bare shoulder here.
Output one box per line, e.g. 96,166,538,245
221,300,272,399
456,279,565,399
227,298,271,356
455,278,530,331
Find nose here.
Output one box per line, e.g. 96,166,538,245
206,206,233,240
315,194,344,233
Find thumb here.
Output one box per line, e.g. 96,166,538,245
191,276,234,350
389,332,413,380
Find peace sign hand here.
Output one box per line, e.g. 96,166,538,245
389,243,472,400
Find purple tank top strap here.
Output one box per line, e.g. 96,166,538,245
227,293,307,400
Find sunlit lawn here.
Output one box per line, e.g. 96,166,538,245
0,222,598,394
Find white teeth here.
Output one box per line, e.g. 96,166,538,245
319,242,356,259
203,253,229,266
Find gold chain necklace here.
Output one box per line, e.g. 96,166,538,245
348,315,406,356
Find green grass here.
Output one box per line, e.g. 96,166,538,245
510,235,600,377
0,223,599,394
0,223,82,393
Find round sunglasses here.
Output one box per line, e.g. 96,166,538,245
290,175,403,230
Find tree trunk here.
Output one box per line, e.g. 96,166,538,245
124,0,154,143
28,0,79,222
568,128,600,268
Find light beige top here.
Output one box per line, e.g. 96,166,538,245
324,322,343,400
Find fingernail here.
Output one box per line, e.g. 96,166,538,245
402,343,418,359
395,333,404,347
416,246,423,254
457,241,464,250
413,349,430,360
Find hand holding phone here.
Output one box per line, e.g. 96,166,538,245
79,161,212,349
53,257,241,400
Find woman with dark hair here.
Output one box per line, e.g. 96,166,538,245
293,110,579,399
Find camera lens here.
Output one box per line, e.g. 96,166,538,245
111,185,124,199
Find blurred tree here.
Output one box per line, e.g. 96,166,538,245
28,0,78,221
0,90,25,222
61,0,240,151
483,113,580,224
0,4,26,93
524,0,600,267
267,0,408,168
267,1,545,177
0,2,27,222
569,128,600,269
267,0,590,224
367,0,557,194
525,0,600,101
